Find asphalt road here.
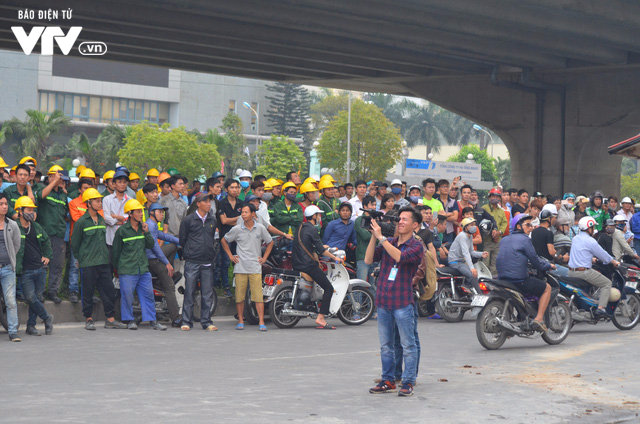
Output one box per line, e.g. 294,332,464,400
2,314,640,423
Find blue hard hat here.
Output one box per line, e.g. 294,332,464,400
148,202,168,213
563,192,576,200
245,194,261,203
212,171,225,179
113,170,129,181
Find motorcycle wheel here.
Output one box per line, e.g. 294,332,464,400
337,287,374,325
417,300,431,317
612,293,640,330
268,285,300,329
435,286,466,322
0,294,7,331
193,289,219,322
541,301,571,345
244,286,260,325
476,299,508,350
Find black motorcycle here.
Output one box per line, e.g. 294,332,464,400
475,272,572,350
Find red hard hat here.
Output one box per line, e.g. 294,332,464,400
489,187,502,195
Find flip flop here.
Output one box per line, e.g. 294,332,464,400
316,324,336,330
235,323,244,330
259,325,267,332
532,320,548,333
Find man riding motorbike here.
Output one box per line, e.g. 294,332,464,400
447,217,488,293
496,214,555,332
292,205,344,329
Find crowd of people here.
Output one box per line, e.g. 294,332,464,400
1,156,637,397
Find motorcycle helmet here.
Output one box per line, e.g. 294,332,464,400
294,290,312,310
563,192,576,201
461,217,476,230
539,209,554,222
609,287,621,302
578,216,597,231
510,214,533,232
479,218,493,234
613,215,627,223
304,205,324,218
541,203,558,216
604,218,615,227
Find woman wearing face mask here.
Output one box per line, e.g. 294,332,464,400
446,217,488,293
389,179,410,208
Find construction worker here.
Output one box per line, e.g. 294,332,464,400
158,172,172,198
15,196,54,337
266,178,282,208
298,181,319,218
70,188,127,330
317,178,338,235
37,166,69,303
111,199,166,331
0,156,13,192
103,170,132,249
128,172,141,193
5,164,36,220
100,170,116,197
271,182,303,237
19,156,42,192
136,168,160,204
68,178,98,303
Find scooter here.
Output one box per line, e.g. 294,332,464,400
432,260,493,321
266,249,374,328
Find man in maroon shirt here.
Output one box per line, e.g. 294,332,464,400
365,207,424,397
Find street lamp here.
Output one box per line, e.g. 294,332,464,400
427,153,434,160
472,124,494,157
242,101,260,155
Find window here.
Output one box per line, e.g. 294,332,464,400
38,91,168,125
228,100,236,113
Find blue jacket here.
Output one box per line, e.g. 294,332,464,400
496,231,551,282
322,219,356,251
629,211,640,239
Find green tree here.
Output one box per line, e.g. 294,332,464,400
0,124,10,156
309,91,348,140
622,157,637,176
255,135,307,178
493,157,511,190
447,144,497,183
317,100,403,181
265,82,312,142
402,101,454,156
118,122,221,180
5,109,70,166
216,112,252,172
621,173,640,201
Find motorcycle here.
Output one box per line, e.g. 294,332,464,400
431,260,492,321
475,272,572,350
265,249,375,328
551,262,640,330
0,287,7,331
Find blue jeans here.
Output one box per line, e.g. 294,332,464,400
119,273,156,322
551,264,569,277
21,268,50,327
182,261,215,328
377,304,418,385
69,248,79,293
356,260,371,282
0,266,19,334
394,302,421,380
216,247,231,290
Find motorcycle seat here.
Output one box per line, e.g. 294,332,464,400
489,279,524,292
272,268,300,277
557,276,593,289
437,267,462,276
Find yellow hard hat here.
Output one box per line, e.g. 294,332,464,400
299,181,318,194
146,168,160,178
303,177,317,185
320,174,337,183
75,165,87,176
10,165,16,172
266,178,281,188
124,199,144,214
48,165,64,175
318,179,336,190
282,181,297,192
19,156,37,166
15,196,37,209
263,181,272,191
79,168,96,179
276,179,284,186
129,172,140,181
158,172,171,185
82,188,103,203
460,217,476,228
103,170,115,180
0,157,9,168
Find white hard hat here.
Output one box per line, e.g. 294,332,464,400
542,203,558,216
239,170,252,179
621,197,633,204
304,205,324,218
390,179,402,187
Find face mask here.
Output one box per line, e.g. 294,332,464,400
23,212,36,222
285,193,297,202
489,197,500,205
616,224,625,231
409,196,421,204
467,225,477,234
391,187,402,195
262,192,273,201
605,226,615,235
240,181,250,189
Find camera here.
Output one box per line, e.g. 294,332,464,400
359,208,399,238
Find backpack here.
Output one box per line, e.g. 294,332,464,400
413,234,437,301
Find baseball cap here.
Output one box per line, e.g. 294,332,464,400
194,192,213,203
390,179,402,187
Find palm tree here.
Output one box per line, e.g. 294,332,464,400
402,101,454,157
5,109,70,166
494,157,511,189
0,125,10,156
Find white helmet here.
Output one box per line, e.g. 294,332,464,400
542,203,558,216
613,215,627,223
610,288,621,302
239,170,252,179
390,178,402,187
621,197,633,204
578,216,597,231
304,205,324,218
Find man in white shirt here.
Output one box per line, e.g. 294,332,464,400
349,180,367,221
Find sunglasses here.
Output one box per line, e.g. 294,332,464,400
522,223,533,228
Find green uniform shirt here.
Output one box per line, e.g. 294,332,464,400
271,199,303,236
70,211,110,268
238,189,253,202
36,187,68,239
355,215,374,261
268,195,281,210
482,203,508,236
111,220,155,275
317,196,337,236
16,221,52,275
4,184,37,219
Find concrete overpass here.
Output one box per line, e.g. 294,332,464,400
2,0,640,194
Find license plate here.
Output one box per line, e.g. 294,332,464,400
626,281,638,289
471,295,489,307
263,286,275,297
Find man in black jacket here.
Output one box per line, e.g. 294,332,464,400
179,192,218,331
